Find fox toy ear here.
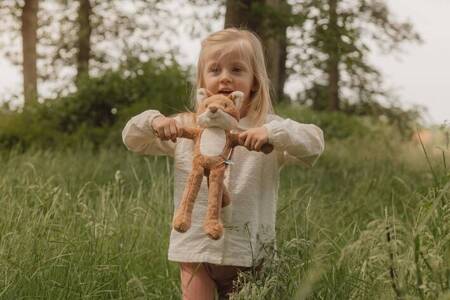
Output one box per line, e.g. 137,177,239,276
196,88,208,106
196,88,213,106
229,91,244,109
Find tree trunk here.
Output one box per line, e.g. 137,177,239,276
264,0,288,102
327,57,340,111
21,0,38,104
224,0,288,103
224,0,261,33
77,0,91,82
327,0,340,111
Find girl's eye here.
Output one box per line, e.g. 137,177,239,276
232,67,241,72
208,66,219,73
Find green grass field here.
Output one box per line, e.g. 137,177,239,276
0,136,448,299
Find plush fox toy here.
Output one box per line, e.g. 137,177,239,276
172,88,272,240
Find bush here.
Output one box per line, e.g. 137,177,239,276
275,103,377,140
0,57,193,149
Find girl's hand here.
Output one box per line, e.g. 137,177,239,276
151,116,180,142
238,127,270,152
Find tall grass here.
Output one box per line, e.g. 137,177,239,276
0,147,179,299
0,135,448,299
232,137,449,299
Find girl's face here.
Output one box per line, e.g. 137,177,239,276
202,50,256,113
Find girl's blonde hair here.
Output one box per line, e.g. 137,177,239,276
193,28,274,126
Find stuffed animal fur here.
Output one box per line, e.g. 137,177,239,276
172,88,272,240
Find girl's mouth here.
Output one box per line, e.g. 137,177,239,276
218,90,233,96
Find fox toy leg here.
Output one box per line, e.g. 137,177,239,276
173,165,204,233
208,172,230,208
204,165,226,240
205,170,231,207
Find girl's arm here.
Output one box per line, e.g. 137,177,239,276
230,131,273,154
122,110,179,156
263,115,325,167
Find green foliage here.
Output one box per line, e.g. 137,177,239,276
0,1,182,91
0,149,180,299
276,103,381,140
0,58,192,149
1,133,447,298
275,101,423,141
231,136,449,299
339,189,450,299
289,0,421,111
341,99,425,139
0,107,64,150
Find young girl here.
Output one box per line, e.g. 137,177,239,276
122,28,324,300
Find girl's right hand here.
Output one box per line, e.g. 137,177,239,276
150,116,181,142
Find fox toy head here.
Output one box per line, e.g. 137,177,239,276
196,88,244,130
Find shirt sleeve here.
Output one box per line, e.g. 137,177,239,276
122,109,177,157
263,115,325,168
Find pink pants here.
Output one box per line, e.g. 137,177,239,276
179,262,254,300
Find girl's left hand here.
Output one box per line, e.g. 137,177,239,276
238,127,269,152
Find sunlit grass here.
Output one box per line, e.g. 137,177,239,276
232,137,449,299
0,136,448,299
0,148,179,299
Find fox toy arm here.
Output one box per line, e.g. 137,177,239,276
179,127,201,140
230,132,241,148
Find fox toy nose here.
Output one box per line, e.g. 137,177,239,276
209,106,218,113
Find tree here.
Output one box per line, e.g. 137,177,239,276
0,1,180,100
326,0,339,111
224,0,294,103
290,0,421,111
76,0,91,82
43,0,176,94
21,0,39,104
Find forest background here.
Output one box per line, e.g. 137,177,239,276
0,1,448,299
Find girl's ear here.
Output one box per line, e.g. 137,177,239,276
229,91,244,109
196,88,208,106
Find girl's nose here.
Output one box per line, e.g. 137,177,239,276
219,71,232,83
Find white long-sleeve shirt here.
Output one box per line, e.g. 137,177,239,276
122,110,324,267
